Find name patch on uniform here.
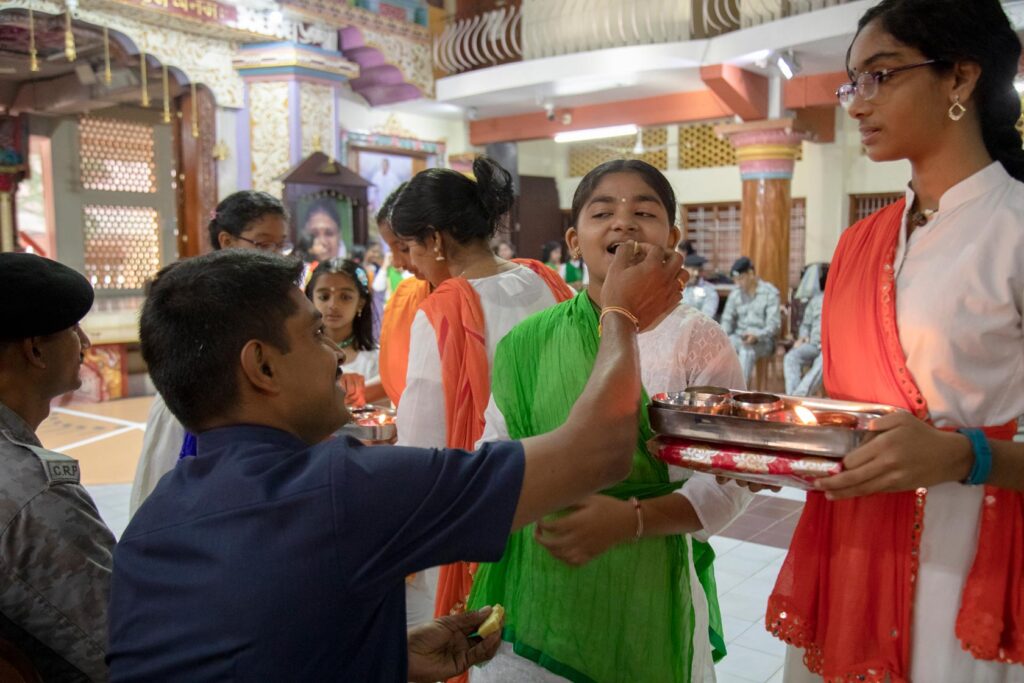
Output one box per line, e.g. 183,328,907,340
44,460,81,484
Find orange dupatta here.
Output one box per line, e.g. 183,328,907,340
379,277,432,407
422,260,572,627
766,199,1024,682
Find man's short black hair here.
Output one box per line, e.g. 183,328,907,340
140,250,304,432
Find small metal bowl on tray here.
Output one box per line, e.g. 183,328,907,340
677,386,733,414
730,392,785,420
338,406,397,443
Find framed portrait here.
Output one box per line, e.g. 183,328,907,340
352,150,416,218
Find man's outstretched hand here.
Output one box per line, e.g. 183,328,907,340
407,606,503,682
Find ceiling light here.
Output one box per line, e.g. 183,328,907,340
776,51,800,80
554,124,638,144
1015,79,1024,94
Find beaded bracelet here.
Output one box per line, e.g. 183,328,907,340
598,306,640,336
629,496,644,542
957,428,993,486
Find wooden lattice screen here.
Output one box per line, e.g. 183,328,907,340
568,127,668,177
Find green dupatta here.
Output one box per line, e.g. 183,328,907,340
468,292,725,683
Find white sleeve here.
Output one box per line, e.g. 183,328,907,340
685,315,747,391
129,393,186,517
475,394,511,449
673,314,753,540
395,311,447,448
372,265,388,293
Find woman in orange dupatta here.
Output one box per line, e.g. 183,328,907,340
391,158,572,678
765,2,1024,682
374,183,443,407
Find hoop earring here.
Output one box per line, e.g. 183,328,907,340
948,95,967,122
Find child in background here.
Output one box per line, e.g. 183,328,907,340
305,258,384,406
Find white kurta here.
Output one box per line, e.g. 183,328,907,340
341,348,380,385
899,163,1024,683
396,265,559,448
474,303,752,683
129,392,185,517
786,162,1024,683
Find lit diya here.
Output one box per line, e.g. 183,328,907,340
341,406,397,442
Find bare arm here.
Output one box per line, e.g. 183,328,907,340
511,243,684,531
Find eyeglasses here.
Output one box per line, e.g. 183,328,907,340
234,235,294,254
836,59,940,108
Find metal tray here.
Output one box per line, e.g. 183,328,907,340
338,406,397,442
649,390,902,458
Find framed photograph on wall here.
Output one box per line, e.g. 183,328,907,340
341,122,446,243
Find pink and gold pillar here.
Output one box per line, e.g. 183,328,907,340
715,119,809,296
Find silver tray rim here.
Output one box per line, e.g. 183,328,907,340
649,388,905,458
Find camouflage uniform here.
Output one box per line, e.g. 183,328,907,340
0,400,115,682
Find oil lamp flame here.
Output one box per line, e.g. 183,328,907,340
794,405,818,425
377,414,389,425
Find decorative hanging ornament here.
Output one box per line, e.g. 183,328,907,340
103,26,112,85
28,10,40,72
140,50,149,107
64,7,76,62
162,65,171,123
190,82,199,138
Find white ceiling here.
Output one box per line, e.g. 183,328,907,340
411,0,1024,121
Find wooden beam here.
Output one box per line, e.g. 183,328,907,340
469,90,733,145
795,107,837,144
699,64,768,121
784,71,848,109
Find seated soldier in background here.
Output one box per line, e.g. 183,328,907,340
721,256,781,384
108,244,683,682
681,253,720,319
0,253,115,682
784,264,828,396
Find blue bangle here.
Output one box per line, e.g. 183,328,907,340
957,428,993,486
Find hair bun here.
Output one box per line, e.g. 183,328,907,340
472,156,515,222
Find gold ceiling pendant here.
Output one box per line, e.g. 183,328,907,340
140,50,150,107
103,27,112,85
28,10,40,72
64,7,76,62
162,65,171,123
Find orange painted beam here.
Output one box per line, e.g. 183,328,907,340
699,64,768,121
468,89,733,145
784,71,848,109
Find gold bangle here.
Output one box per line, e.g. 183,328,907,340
629,496,644,542
598,306,639,336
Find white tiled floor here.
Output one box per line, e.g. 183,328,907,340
709,536,787,682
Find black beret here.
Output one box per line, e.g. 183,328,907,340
684,254,707,268
0,253,94,340
731,256,754,276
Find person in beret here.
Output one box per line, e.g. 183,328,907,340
0,252,116,682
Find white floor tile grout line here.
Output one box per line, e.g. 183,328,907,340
55,425,142,453
51,406,148,429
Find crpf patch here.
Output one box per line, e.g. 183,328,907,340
44,459,81,484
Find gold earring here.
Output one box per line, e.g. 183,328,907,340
572,248,582,259
434,244,445,262
948,95,967,122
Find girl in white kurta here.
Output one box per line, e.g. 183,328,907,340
468,160,752,682
775,2,1024,681
391,156,573,628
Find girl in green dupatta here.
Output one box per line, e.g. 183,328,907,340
468,160,751,682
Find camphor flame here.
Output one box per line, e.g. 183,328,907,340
794,405,818,425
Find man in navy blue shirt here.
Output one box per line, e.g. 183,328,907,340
108,244,684,681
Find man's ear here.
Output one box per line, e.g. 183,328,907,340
238,340,280,395
22,337,46,370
